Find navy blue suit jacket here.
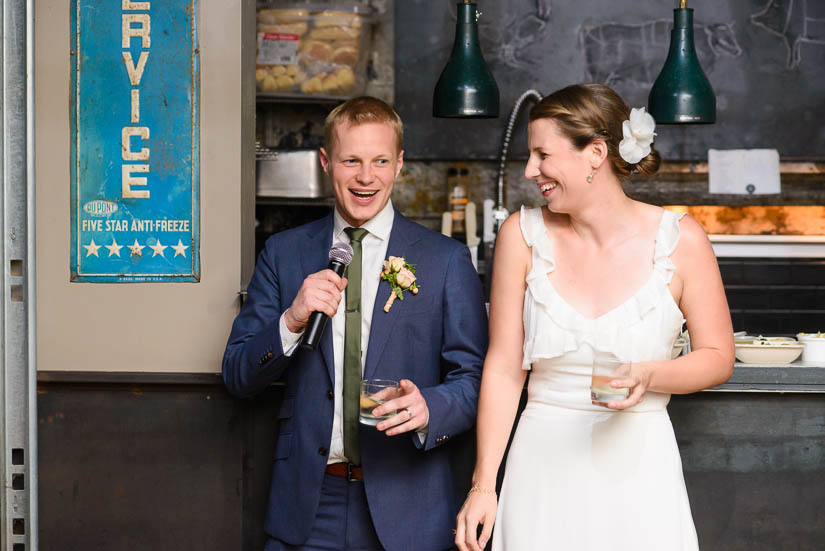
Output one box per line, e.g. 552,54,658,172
222,210,488,551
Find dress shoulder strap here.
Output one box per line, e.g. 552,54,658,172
519,205,556,273
653,209,687,283
518,205,545,248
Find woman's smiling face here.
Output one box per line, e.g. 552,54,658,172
525,118,592,208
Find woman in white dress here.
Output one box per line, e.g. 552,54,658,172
455,83,734,551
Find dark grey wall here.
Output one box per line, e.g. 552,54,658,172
395,0,825,160
37,376,268,551
37,374,825,551
670,392,825,551
720,257,825,335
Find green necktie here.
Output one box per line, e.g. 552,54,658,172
343,227,368,465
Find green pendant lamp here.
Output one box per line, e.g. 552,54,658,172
433,0,499,118
648,0,715,124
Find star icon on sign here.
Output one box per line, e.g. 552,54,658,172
128,239,146,257
150,240,168,257
83,239,101,257
105,238,123,257
171,239,189,258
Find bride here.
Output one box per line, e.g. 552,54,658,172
455,83,734,551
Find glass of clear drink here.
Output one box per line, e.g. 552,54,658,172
359,379,400,426
590,356,632,403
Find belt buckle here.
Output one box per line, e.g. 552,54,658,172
346,462,358,482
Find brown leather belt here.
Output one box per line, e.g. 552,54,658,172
325,462,363,481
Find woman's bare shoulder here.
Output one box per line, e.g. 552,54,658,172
499,209,529,247
676,213,711,248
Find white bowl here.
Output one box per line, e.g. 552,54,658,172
734,342,803,364
797,332,825,363
735,336,797,346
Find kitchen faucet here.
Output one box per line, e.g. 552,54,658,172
492,89,543,236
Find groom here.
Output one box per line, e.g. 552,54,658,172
222,96,487,551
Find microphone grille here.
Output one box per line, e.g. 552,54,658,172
329,242,354,265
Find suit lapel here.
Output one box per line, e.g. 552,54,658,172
364,212,422,380
300,215,336,382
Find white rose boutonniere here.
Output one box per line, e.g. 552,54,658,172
380,255,419,312
618,107,656,165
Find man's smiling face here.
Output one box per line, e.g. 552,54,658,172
320,121,404,228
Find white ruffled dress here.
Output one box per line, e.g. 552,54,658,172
492,206,698,551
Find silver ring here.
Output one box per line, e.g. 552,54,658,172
405,407,413,419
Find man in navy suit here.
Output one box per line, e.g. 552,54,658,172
223,96,487,551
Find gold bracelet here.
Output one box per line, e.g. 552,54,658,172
468,485,497,497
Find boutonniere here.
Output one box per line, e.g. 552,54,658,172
380,255,419,312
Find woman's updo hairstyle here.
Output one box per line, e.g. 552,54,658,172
528,83,660,178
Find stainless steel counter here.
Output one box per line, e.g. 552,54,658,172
710,362,825,392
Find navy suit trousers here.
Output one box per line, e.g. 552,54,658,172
264,472,383,551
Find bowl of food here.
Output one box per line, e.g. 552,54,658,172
734,337,803,364
735,335,796,344
796,332,825,363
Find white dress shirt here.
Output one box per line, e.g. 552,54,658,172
279,200,423,464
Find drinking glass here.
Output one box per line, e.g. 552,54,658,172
590,356,632,402
359,379,400,425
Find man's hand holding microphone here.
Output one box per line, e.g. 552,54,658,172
285,242,353,349
283,269,348,334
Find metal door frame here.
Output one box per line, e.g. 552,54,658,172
1,0,37,549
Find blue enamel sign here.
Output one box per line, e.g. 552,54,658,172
71,0,200,282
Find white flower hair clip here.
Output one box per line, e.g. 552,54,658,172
618,107,656,165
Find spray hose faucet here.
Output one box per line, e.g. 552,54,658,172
493,89,543,235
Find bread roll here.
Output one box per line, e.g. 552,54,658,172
307,26,360,41
313,11,362,28
275,74,295,91
258,8,309,24
300,39,333,63
259,75,278,93
335,67,355,90
321,73,341,94
257,22,308,36
331,45,358,66
300,74,324,94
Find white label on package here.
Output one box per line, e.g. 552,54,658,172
257,33,299,65
708,149,781,195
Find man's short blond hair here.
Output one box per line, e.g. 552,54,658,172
324,96,404,154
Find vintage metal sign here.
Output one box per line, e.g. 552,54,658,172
71,0,199,282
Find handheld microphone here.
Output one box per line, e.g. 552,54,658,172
300,242,354,351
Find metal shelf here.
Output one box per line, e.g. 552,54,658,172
255,195,335,207
255,93,346,105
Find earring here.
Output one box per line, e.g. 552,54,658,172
586,170,595,183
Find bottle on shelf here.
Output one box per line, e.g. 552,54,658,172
448,166,469,243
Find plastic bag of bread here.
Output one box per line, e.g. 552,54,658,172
256,2,372,98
